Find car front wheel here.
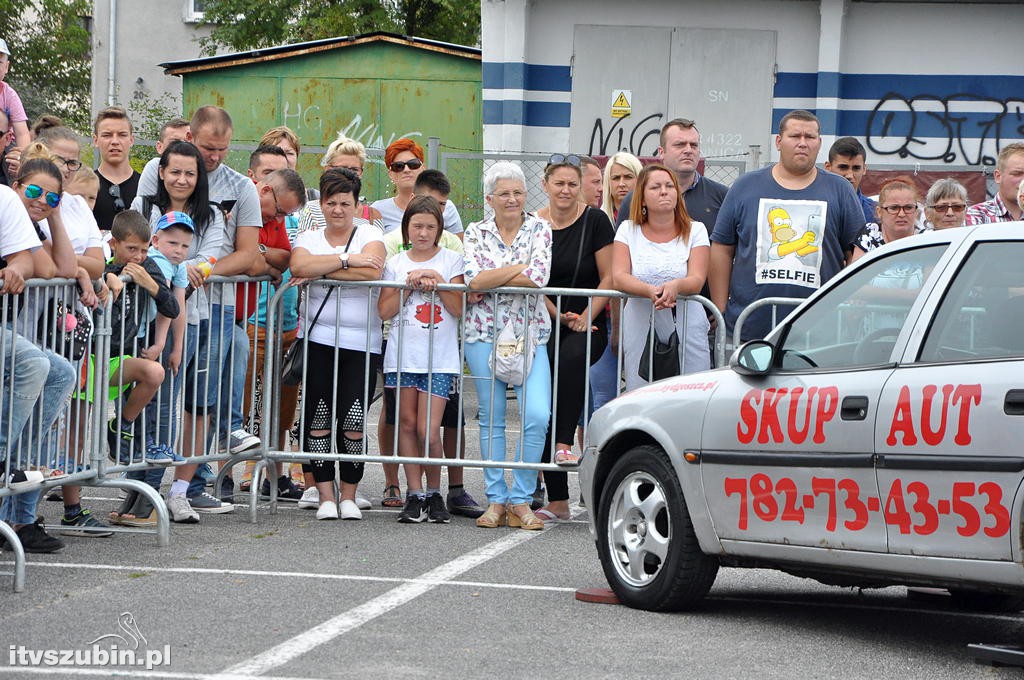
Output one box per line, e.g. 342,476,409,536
597,444,718,611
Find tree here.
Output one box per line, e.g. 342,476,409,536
197,0,480,56
0,0,92,132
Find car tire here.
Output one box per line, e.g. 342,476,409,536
596,444,718,611
948,589,1024,612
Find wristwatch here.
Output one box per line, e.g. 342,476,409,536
338,252,350,270
258,244,268,255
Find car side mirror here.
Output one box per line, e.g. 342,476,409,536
731,340,775,376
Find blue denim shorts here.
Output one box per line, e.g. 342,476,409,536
384,372,457,399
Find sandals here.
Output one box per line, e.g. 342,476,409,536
476,503,507,528
535,507,570,522
553,449,580,467
382,485,403,508
507,503,544,530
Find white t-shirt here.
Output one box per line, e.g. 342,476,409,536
371,197,464,235
0,185,42,258
615,220,712,390
293,225,384,352
381,248,463,374
39,193,103,255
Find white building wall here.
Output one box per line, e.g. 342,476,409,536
90,0,212,127
483,0,1024,168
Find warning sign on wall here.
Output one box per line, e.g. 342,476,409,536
610,89,632,118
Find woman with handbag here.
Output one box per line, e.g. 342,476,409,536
532,155,615,522
290,168,385,521
463,161,552,531
612,163,711,393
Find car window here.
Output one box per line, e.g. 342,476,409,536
777,245,946,371
919,241,1024,363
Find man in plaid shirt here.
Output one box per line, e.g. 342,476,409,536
965,143,1024,225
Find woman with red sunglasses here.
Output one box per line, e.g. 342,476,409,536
371,138,464,238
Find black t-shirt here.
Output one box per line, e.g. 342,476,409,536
546,206,615,318
94,170,140,231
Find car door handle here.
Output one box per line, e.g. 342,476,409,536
841,395,869,421
1004,390,1024,415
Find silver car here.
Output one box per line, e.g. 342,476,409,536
580,223,1024,612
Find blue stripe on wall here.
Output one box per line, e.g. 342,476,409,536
482,62,572,92
775,72,1024,100
772,107,1024,139
484,100,572,127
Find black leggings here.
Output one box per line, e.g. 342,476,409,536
541,324,608,502
302,341,380,485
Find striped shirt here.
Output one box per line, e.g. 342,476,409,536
965,194,1013,225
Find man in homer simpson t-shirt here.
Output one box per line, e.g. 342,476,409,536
709,110,865,342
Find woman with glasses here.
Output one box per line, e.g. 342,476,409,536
463,161,552,531
849,177,923,263
297,134,383,233
923,178,969,230
372,138,463,237
531,154,614,522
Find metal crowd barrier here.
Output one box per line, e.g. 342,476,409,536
248,278,726,521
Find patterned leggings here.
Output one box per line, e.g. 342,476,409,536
302,341,379,485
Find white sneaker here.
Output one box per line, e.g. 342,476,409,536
167,495,199,524
339,499,362,520
355,495,371,510
316,501,338,520
298,487,319,509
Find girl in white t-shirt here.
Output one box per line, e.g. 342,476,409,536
377,196,464,524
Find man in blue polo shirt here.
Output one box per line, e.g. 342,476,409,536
824,136,876,224
615,117,729,229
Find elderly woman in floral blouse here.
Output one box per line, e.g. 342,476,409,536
464,161,552,531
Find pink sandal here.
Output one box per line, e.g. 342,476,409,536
534,507,570,522
553,449,580,467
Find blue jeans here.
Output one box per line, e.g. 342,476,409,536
219,321,249,435
185,306,232,498
0,342,76,525
464,340,551,506
145,323,198,448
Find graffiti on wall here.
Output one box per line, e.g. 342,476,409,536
339,114,423,152
588,113,664,157
866,93,1024,166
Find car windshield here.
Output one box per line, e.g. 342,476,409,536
777,244,947,371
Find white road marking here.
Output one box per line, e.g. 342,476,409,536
0,560,576,593
214,526,547,678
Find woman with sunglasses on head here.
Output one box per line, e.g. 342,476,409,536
297,134,382,235
372,138,464,238
923,178,969,231
848,177,924,264
530,154,614,522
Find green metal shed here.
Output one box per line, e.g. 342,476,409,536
160,32,481,214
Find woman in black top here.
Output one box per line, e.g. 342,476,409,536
534,155,615,521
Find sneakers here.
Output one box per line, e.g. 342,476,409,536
3,518,64,553
447,490,484,518
107,418,136,465
397,495,428,524
167,495,199,524
220,476,235,504
355,495,372,510
298,486,320,509
316,501,338,520
144,440,185,466
224,428,260,454
427,493,450,524
188,491,234,514
260,476,304,501
1,468,44,492
339,499,362,520
58,509,114,537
